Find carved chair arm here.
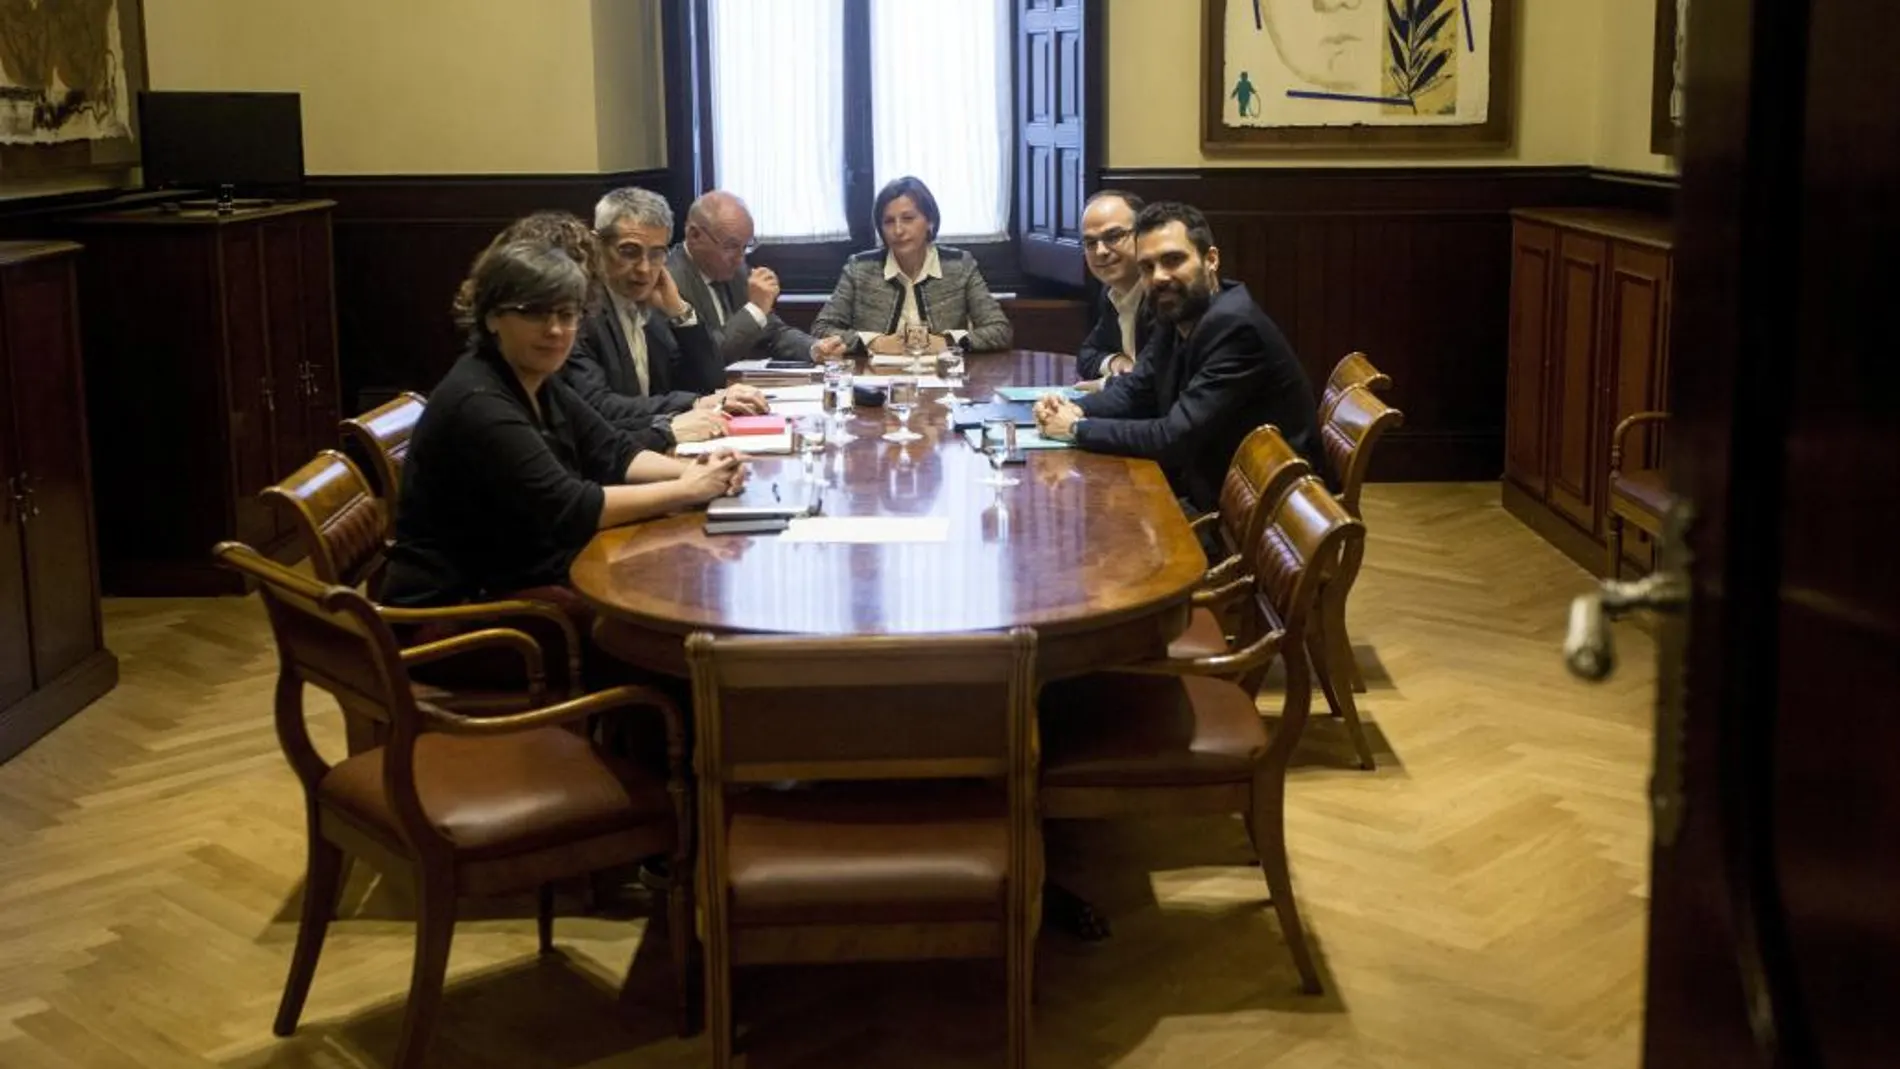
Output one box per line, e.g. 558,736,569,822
378,598,584,697
1191,574,1252,609
1199,553,1246,590
1120,626,1286,679
399,627,547,705
1609,411,1671,473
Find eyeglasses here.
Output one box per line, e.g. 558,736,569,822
498,304,583,329
607,241,670,266
1082,227,1133,252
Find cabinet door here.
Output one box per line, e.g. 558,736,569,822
0,343,32,709
1607,241,1671,569
1547,231,1608,533
299,214,342,448
1505,221,1556,495
4,257,101,684
261,219,314,470
220,227,281,548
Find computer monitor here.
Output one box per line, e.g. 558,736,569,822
137,91,305,198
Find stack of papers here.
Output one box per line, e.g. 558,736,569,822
762,384,826,402
779,517,951,543
730,359,823,377
676,430,793,456
994,385,1085,403
853,373,950,389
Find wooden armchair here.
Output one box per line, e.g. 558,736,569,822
214,541,695,1069
261,451,584,750
685,629,1041,1069
1320,351,1393,423
1039,477,1363,994
1606,411,1672,579
340,391,426,501
1311,384,1405,769
1181,425,1315,661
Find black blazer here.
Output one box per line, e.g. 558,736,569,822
561,302,723,447
1074,280,1328,513
1076,286,1154,380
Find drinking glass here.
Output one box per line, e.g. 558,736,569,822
883,375,922,443
935,345,969,406
902,322,929,374
825,364,856,440
979,416,1020,487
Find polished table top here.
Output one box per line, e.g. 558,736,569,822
570,352,1204,660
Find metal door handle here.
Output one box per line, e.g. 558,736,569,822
1565,571,1689,680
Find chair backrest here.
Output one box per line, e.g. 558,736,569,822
1320,351,1392,422
212,541,443,854
1319,384,1406,518
1242,478,1365,752
261,450,388,589
686,630,1038,788
1216,424,1314,558
340,391,426,503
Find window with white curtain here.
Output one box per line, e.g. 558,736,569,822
708,0,1012,245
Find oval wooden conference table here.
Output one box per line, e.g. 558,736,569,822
571,351,1206,680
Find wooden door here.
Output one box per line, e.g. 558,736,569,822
1504,220,1555,496
1637,0,1900,1065
1,254,100,685
1547,231,1607,533
262,218,313,472
1016,0,1096,286
0,321,32,710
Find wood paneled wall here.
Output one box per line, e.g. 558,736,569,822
1099,166,1675,480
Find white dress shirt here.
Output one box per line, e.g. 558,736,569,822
1109,281,1145,370
608,289,698,396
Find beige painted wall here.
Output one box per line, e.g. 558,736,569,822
591,0,668,173
1597,0,1676,173
1106,0,1676,174
142,0,665,175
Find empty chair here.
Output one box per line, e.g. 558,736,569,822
214,540,695,1069
340,391,426,501
1178,424,1314,662
1039,477,1364,994
1309,384,1405,769
261,450,583,749
1605,410,1672,579
686,629,1041,1069
1320,350,1392,423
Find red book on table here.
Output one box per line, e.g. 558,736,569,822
726,415,788,436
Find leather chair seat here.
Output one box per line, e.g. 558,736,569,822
321,727,670,860
1610,468,1671,518
725,782,1009,927
1167,607,1231,660
1041,673,1266,787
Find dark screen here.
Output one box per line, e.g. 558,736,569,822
138,91,304,191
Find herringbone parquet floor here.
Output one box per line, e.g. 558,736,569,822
0,483,1657,1069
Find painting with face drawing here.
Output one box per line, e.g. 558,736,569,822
1205,0,1512,148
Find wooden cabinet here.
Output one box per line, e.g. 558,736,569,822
1502,209,1674,575
69,201,341,595
0,241,118,763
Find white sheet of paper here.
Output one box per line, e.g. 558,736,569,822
730,359,823,377
779,516,951,543
763,384,826,401
853,374,950,389
772,400,826,417
676,430,794,456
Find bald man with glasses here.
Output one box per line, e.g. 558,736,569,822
667,190,818,364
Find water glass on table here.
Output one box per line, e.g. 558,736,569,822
936,345,969,406
884,375,922,443
979,416,1020,487
902,322,929,374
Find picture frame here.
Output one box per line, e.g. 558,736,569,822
0,0,149,183
1202,0,1516,152
1650,0,1685,156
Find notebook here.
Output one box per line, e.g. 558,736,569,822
705,479,822,519
727,415,788,436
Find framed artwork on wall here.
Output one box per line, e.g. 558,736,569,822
0,0,149,182
1202,0,1515,151
1650,0,1686,156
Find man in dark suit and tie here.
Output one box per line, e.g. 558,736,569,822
1037,201,1328,514
667,190,818,364
563,187,765,446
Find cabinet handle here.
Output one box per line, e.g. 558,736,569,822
23,475,39,519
